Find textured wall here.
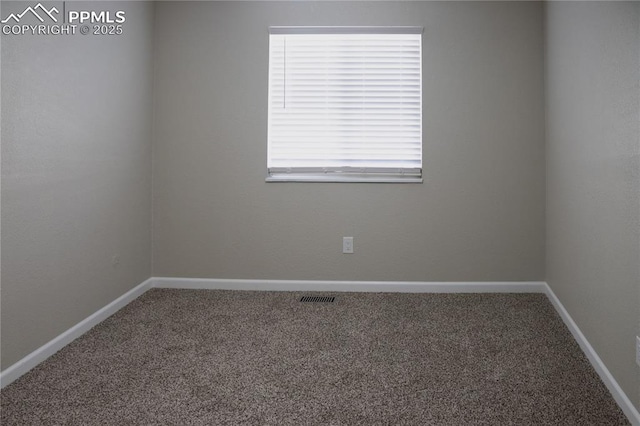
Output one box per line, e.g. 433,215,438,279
545,1,640,411
152,1,545,282
1,2,155,369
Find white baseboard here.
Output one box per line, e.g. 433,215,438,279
0,278,153,389
543,284,640,425
152,277,547,293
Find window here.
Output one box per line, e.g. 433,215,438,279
267,27,423,183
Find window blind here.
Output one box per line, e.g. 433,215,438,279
267,27,423,182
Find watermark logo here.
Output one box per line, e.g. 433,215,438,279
1,3,58,23
2,2,125,36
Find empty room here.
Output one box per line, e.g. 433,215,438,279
1,0,639,424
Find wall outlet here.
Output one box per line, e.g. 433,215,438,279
342,237,354,254
636,336,640,368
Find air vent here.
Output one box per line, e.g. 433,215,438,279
300,296,335,303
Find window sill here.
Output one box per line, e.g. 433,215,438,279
265,175,423,184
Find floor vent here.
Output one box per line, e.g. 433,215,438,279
300,296,335,303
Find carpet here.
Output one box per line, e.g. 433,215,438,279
0,289,630,425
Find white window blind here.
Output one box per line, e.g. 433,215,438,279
267,27,423,183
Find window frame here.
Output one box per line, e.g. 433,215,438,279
266,26,424,183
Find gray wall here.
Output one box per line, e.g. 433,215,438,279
152,1,545,282
545,1,640,410
1,2,155,369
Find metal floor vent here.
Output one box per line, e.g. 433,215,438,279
300,296,335,303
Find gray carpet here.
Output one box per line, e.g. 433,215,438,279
1,289,629,425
